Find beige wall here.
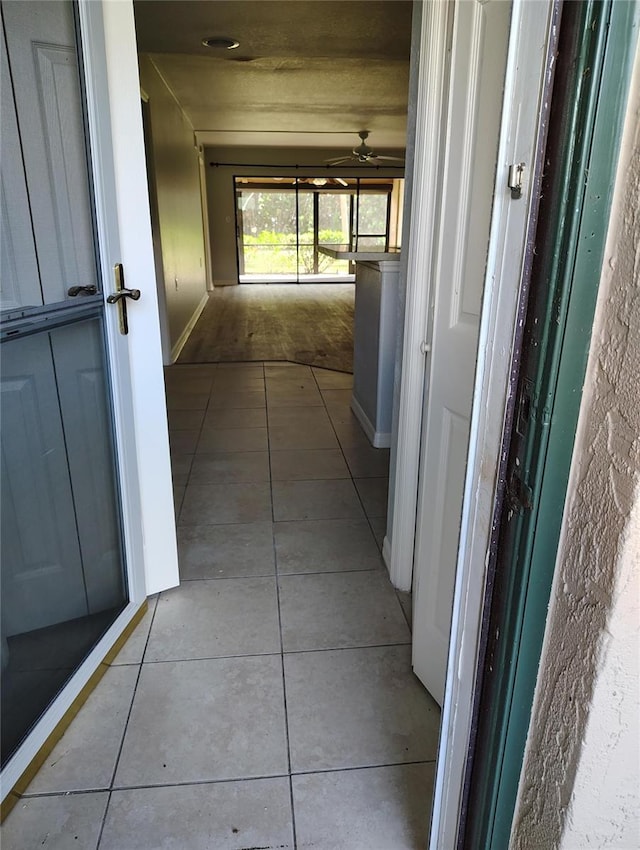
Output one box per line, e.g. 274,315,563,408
138,56,207,359
204,146,404,286
510,56,640,850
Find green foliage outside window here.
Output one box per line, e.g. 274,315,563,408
242,230,349,275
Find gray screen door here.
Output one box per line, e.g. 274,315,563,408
1,0,128,766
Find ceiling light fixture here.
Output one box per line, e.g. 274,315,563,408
202,36,240,50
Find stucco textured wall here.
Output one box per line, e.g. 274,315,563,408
510,57,639,850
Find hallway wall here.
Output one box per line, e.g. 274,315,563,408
138,56,208,359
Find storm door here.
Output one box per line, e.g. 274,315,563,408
1,0,132,767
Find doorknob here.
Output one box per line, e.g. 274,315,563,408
108,264,140,335
106,289,141,304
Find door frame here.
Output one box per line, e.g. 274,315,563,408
386,0,556,844
1,0,178,804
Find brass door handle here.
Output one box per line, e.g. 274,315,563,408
106,288,141,304
108,264,140,335
68,285,98,297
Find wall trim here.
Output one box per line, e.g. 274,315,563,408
387,0,452,592
350,396,391,448
170,292,209,363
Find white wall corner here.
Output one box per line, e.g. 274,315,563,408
510,51,640,850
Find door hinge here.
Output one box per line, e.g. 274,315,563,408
508,162,526,199
420,340,431,355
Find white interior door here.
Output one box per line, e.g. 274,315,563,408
411,0,512,706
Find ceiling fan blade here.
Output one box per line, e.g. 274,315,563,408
325,156,354,165
371,155,405,163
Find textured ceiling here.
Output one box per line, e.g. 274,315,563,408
133,0,413,150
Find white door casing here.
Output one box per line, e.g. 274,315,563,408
89,0,179,596
411,0,512,707
429,0,556,845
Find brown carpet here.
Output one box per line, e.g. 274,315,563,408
178,283,354,372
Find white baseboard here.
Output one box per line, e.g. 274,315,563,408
350,396,392,448
170,292,209,363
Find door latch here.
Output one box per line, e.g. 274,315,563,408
107,263,140,335
508,162,526,200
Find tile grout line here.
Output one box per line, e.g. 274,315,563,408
19,758,438,800
127,640,413,667
265,376,299,850
172,365,218,522
310,369,386,553
178,564,382,583
95,593,161,848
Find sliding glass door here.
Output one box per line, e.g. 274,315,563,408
235,177,401,283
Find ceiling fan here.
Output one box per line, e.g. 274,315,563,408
325,131,405,167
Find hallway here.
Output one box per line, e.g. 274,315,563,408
2,361,440,849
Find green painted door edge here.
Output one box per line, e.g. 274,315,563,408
463,1,639,848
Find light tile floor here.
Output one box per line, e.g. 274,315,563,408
2,362,439,849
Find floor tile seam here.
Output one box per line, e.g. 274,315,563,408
266,371,298,850
266,421,294,777
210,381,267,393
136,642,412,666
140,651,283,665
282,642,412,658
206,404,267,412
176,372,217,503
289,759,438,779
18,759,437,801
189,478,272,486
275,566,384,577
177,517,274,529
273,514,365,524
270,494,298,850
24,771,294,799
20,787,112,800
95,788,112,850
192,448,269,457
274,520,299,847
188,474,367,486
288,774,299,850
198,423,266,431
272,475,352,484
311,368,376,530
180,572,279,582
105,596,161,791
